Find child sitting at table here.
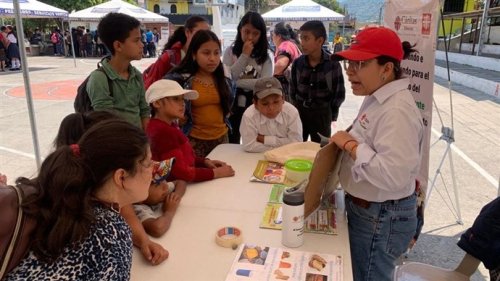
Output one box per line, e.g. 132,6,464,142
134,158,187,237
240,77,302,153
146,79,235,182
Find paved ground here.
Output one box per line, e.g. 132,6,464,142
1,56,499,280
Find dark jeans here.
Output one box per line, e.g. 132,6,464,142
228,89,253,144
296,103,332,143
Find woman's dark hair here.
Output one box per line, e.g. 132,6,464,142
53,111,120,148
20,119,149,263
162,16,208,51
170,30,231,117
232,11,269,65
376,41,417,79
97,12,141,55
163,26,186,50
274,22,300,47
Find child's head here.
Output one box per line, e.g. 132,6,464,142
233,11,269,65
146,79,199,119
27,119,152,261
54,111,120,148
253,77,285,119
184,15,210,50
97,12,142,58
299,21,327,55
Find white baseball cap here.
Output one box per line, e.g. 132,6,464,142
146,79,199,104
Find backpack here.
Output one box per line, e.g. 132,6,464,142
0,184,37,279
50,32,58,44
142,49,180,90
74,58,114,114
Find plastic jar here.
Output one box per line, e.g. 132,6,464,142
285,159,313,184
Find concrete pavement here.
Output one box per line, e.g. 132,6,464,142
0,56,498,280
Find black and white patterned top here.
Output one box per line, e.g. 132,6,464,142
5,204,132,281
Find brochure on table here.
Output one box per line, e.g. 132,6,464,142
251,160,295,185
225,243,343,281
260,185,337,235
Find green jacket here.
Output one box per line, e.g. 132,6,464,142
86,59,150,128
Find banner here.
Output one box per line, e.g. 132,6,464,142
384,0,440,199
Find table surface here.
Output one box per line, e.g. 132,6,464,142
131,144,353,281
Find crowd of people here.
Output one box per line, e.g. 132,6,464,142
2,10,499,281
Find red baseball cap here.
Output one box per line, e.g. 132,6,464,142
331,26,404,62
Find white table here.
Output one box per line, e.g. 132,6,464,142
131,144,353,281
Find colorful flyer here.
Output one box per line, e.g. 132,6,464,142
260,185,337,235
225,243,343,281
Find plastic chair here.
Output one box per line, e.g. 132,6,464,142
393,253,480,281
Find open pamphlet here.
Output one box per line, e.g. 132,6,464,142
225,243,343,281
260,185,337,235
250,160,292,185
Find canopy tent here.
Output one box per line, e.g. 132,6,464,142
0,0,68,18
1,0,72,169
262,0,344,22
69,0,168,23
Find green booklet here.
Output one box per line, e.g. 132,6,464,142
260,185,337,235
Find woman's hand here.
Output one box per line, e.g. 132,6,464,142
0,173,7,186
329,131,356,151
140,240,169,266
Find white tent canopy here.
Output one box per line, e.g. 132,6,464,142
69,0,168,23
0,0,68,18
262,0,344,22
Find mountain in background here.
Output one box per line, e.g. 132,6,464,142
338,0,385,24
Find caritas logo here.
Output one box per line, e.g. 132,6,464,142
394,16,401,31
422,13,432,35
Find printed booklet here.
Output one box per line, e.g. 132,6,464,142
225,243,343,281
260,185,337,235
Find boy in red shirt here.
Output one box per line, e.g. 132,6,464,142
146,80,235,182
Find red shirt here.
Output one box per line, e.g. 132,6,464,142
147,118,214,182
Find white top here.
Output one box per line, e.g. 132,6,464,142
339,78,424,202
7,33,17,44
222,46,274,91
240,102,303,152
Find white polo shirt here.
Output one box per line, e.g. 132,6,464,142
240,101,303,153
339,78,424,202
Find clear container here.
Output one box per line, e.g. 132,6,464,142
285,159,313,184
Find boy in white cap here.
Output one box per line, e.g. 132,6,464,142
145,79,235,182
240,77,302,152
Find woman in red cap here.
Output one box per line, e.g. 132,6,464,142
329,26,423,281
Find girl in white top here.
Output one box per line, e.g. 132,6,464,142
5,25,21,71
330,26,424,281
222,11,274,144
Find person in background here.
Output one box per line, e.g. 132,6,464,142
142,16,209,90
52,111,170,266
332,32,344,53
166,30,233,158
240,77,302,153
86,13,150,130
5,119,153,280
222,11,274,144
329,26,423,281
271,22,301,102
5,25,21,71
290,21,345,143
146,79,235,181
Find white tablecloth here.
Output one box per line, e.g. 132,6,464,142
131,144,353,281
